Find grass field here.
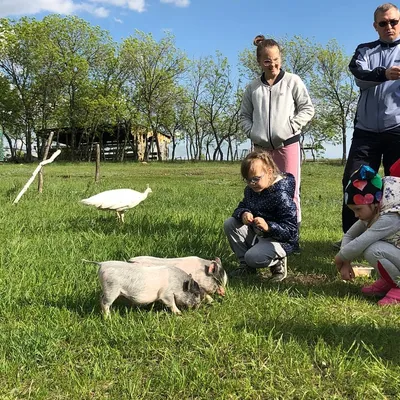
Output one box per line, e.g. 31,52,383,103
0,160,399,399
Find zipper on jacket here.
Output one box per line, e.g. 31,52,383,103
267,87,275,150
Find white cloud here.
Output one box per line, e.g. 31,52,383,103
127,0,146,12
114,17,123,23
0,0,146,17
77,3,110,17
160,0,189,7
0,0,76,17
89,0,146,13
94,6,109,17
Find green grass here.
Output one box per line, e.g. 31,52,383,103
0,160,400,399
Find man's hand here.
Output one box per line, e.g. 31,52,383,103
385,66,400,80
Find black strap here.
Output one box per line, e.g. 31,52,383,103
283,134,300,147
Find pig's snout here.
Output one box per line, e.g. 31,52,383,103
216,286,225,296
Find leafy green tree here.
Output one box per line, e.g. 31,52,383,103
120,30,187,161
43,15,115,159
200,52,236,161
184,53,243,161
0,74,23,161
310,40,358,164
0,17,42,161
157,85,190,160
0,15,116,161
183,57,211,160
224,83,247,161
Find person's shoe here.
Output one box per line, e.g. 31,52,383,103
229,263,257,277
377,288,400,306
269,257,287,282
361,278,391,297
332,240,342,250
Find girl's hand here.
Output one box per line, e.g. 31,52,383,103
334,255,344,272
340,264,355,281
334,255,354,280
242,212,254,225
253,217,268,232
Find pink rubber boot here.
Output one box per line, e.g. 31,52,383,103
375,261,400,305
361,278,391,297
378,288,400,306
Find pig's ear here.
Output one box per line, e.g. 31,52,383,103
214,257,221,266
207,262,216,275
183,274,194,291
183,280,189,292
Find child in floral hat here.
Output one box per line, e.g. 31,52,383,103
334,162,400,306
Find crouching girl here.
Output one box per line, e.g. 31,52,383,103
335,163,400,306
223,150,298,281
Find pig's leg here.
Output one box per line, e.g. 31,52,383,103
204,294,214,304
100,296,111,317
100,288,120,318
160,294,182,315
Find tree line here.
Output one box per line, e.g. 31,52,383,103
0,15,358,162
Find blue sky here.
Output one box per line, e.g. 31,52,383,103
0,0,386,158
0,0,385,69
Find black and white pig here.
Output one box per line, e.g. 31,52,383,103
128,256,228,303
84,260,202,316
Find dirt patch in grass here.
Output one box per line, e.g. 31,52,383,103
284,273,330,286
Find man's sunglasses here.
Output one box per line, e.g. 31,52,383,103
378,19,399,28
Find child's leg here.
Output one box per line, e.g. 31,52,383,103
363,241,400,304
364,241,400,284
268,142,301,223
377,259,400,305
244,238,286,269
376,260,398,288
223,217,256,264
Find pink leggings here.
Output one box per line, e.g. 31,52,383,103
256,142,301,223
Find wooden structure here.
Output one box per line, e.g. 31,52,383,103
37,124,171,162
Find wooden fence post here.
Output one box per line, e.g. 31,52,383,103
95,143,100,183
38,131,54,193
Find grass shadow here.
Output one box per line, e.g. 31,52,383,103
233,316,400,365
36,290,197,318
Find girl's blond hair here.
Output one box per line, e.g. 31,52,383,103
241,150,280,180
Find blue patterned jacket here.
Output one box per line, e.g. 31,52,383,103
232,173,299,254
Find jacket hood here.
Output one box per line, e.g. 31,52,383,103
381,176,400,215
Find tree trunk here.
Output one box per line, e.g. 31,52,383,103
154,133,162,161
171,136,176,161
341,126,347,165
3,130,16,162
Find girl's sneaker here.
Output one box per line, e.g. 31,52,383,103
378,288,400,306
269,257,287,282
361,278,391,297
